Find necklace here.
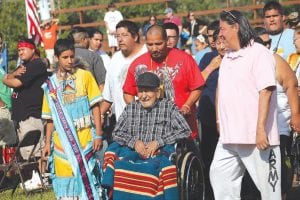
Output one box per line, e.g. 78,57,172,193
57,69,76,104
149,55,175,100
273,31,283,53
150,55,168,72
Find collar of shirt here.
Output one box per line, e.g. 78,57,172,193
226,40,254,60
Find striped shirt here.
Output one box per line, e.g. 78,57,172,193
113,99,191,148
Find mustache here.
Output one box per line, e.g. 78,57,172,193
151,51,161,55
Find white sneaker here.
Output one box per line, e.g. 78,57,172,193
20,170,42,191
42,173,51,187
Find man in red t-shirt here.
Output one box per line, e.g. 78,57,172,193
123,25,205,139
41,18,59,68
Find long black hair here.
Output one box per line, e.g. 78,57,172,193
220,10,256,48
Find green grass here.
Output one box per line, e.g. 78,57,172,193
0,188,55,200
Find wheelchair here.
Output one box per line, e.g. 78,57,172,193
172,138,206,200
104,117,206,200
291,132,300,187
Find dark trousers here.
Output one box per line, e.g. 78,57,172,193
200,123,219,199
280,134,293,193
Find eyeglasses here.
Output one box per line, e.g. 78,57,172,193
116,33,131,39
262,39,272,47
222,10,237,21
167,36,178,40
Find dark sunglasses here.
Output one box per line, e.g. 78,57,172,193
262,39,272,47
222,10,237,22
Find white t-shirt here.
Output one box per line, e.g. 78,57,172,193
102,45,148,120
104,10,123,32
100,53,111,71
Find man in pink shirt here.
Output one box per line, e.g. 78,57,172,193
164,8,182,35
209,10,281,200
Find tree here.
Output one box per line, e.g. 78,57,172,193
0,0,27,71
1,0,299,70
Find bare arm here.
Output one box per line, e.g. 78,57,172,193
100,100,113,126
2,76,22,88
100,100,112,115
92,103,103,152
180,88,202,115
124,93,135,104
215,85,219,133
43,120,54,158
2,65,26,88
201,55,221,81
52,18,59,24
275,54,300,131
178,25,183,35
98,83,104,93
256,86,275,150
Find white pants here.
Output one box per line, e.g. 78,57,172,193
107,33,118,47
210,142,281,200
45,49,55,65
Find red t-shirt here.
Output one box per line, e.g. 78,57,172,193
164,16,182,27
123,48,205,138
41,24,58,50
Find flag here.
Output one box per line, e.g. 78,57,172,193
25,0,42,45
0,43,8,72
38,0,51,21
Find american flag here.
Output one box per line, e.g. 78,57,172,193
25,0,42,44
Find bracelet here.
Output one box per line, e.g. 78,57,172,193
205,66,214,74
94,135,103,140
182,104,191,112
100,114,105,119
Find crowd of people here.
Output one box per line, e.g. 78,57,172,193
0,1,300,200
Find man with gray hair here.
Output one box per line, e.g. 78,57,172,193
69,27,106,91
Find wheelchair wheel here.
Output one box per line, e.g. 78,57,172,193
180,152,205,200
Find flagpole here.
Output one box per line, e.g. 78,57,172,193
25,0,42,45
25,0,31,39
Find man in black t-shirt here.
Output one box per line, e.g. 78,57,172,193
3,38,48,160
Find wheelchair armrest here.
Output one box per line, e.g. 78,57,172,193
175,138,194,158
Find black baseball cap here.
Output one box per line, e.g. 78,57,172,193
136,72,160,89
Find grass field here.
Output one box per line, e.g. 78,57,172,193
0,188,55,200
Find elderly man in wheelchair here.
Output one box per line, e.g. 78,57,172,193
101,72,204,200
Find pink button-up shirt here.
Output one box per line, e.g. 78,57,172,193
218,42,279,145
